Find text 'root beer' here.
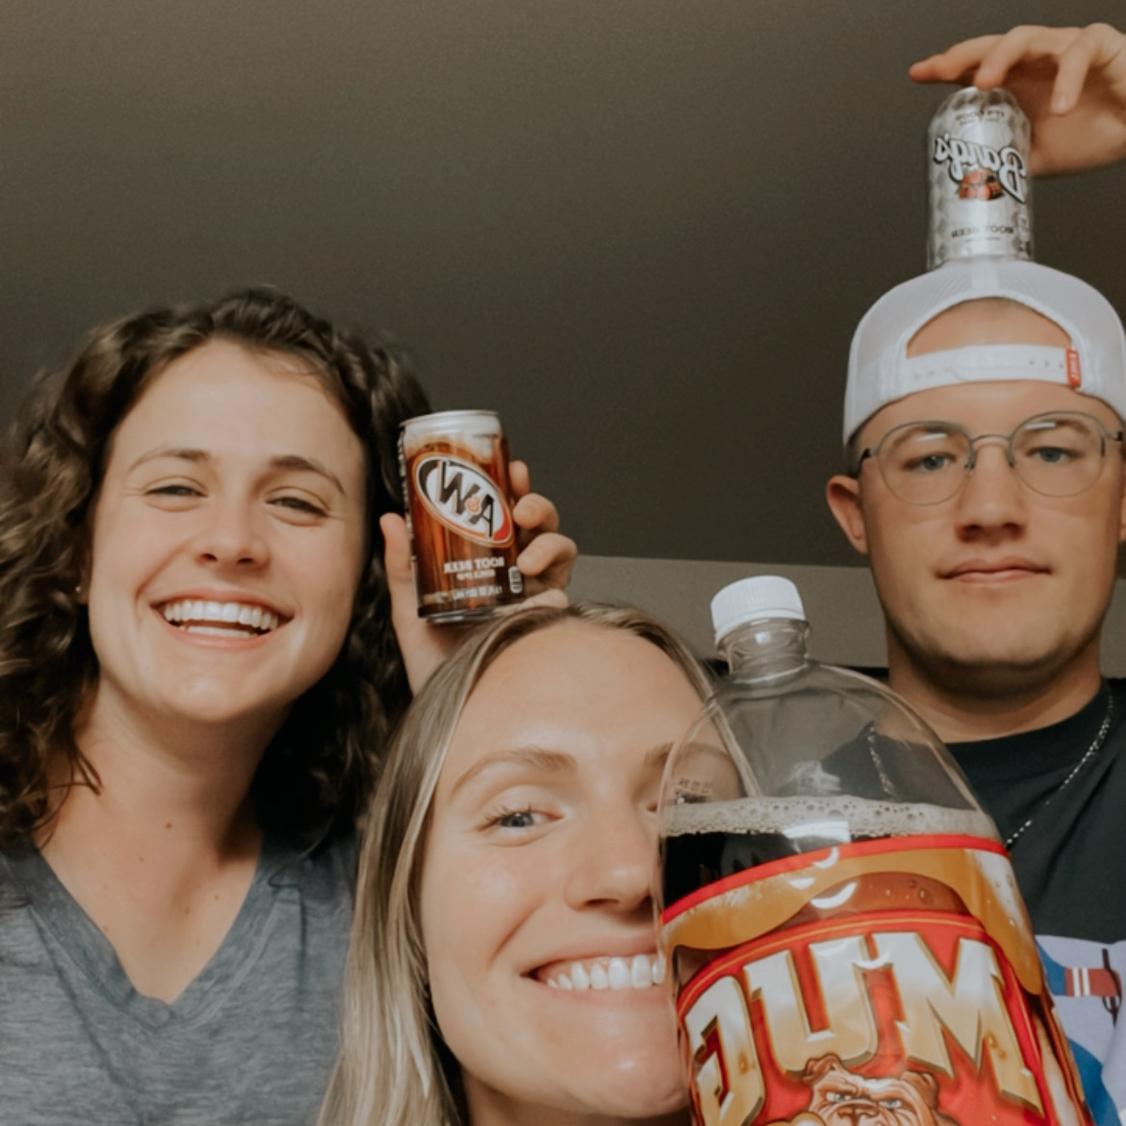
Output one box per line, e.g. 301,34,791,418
657,577,1092,1126
399,410,524,622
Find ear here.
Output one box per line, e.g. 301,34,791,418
73,564,90,606
826,475,869,556
901,1069,938,1107
72,530,93,606
802,1053,844,1083
1118,464,1126,545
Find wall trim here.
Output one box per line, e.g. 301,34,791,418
570,554,1126,674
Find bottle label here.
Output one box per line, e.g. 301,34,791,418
932,133,1028,203
662,835,1091,1125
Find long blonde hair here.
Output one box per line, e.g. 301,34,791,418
318,601,711,1126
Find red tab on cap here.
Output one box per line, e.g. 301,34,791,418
1066,348,1082,388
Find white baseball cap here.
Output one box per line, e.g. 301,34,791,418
843,259,1126,445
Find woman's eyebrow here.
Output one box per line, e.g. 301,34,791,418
449,747,575,798
127,446,208,472
125,447,346,495
449,742,678,799
268,454,346,495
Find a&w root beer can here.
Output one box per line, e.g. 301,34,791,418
399,410,524,622
927,86,1033,268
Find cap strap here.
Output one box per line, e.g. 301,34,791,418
897,344,1075,393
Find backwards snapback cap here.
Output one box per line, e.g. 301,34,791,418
844,259,1126,445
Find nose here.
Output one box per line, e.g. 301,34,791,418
952,439,1028,538
562,804,657,915
191,497,269,569
828,1107,879,1125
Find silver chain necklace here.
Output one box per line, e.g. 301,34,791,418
1004,692,1115,850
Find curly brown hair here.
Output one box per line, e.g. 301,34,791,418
0,287,431,852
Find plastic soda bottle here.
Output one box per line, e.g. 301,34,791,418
658,576,1091,1125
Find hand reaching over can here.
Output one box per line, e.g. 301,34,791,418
910,22,1126,174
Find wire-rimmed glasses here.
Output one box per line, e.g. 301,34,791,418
853,411,1125,506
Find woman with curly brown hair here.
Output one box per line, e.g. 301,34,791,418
0,288,574,1124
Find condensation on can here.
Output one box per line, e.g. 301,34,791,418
927,86,1033,269
398,410,525,623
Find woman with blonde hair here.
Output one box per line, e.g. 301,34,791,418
321,601,708,1126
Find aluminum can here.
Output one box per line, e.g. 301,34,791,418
399,410,524,622
927,86,1033,268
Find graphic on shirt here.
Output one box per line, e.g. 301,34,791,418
1037,935,1126,1125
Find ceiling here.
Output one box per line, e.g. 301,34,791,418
4,0,1124,566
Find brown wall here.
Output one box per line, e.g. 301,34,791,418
4,0,1125,586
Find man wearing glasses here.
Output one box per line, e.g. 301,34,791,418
825,22,1126,1118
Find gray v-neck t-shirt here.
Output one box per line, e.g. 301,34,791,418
0,833,354,1125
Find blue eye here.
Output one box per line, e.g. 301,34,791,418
907,453,955,473
485,806,541,830
1029,445,1073,464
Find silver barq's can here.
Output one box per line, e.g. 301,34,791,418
927,87,1032,269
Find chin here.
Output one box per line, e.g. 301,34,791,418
918,640,1077,697
569,1082,688,1121
574,1043,688,1119
160,686,282,728
468,1045,689,1124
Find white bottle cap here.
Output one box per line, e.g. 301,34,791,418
711,576,806,645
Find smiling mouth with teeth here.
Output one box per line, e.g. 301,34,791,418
541,953,667,993
159,599,283,637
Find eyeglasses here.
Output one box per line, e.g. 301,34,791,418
853,411,1125,506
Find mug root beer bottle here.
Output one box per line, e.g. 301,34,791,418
658,577,1092,1126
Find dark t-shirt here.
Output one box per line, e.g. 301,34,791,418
948,680,1126,1123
